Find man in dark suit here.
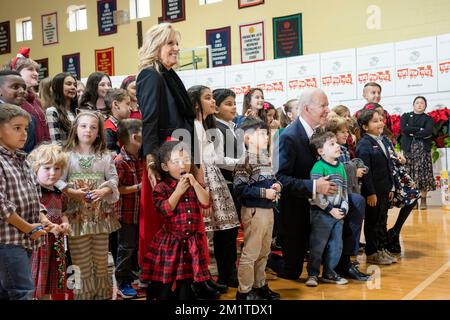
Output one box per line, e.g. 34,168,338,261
269,88,337,280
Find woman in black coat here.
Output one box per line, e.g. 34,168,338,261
400,96,435,210
136,22,223,300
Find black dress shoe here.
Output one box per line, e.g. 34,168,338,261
207,279,228,294
345,264,372,281
191,281,221,300
236,289,264,300
254,284,280,300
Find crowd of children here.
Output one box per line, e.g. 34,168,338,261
0,47,429,301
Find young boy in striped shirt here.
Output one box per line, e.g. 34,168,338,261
305,130,349,287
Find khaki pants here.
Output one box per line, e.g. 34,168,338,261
238,207,274,293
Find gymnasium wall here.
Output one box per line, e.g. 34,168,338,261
1,0,450,79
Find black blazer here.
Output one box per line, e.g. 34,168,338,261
356,134,394,196
215,120,244,183
274,118,316,236
400,112,433,152
136,67,194,157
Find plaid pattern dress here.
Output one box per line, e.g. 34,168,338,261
142,177,211,284
31,187,69,299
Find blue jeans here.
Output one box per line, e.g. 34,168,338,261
115,223,138,286
307,209,344,277
343,193,366,256
0,244,34,300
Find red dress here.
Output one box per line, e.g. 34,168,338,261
141,177,211,284
31,187,69,300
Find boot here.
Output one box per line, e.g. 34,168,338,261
191,281,221,300
420,197,427,210
206,278,228,293
387,229,401,254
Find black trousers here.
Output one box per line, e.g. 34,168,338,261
364,193,390,256
147,280,193,300
214,227,238,283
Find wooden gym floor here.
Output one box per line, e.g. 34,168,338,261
222,206,450,300
132,206,450,300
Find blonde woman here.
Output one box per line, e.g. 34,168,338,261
137,23,223,300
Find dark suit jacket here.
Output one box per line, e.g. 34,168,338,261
356,134,394,196
274,118,316,236
215,120,244,183
400,112,433,152
136,67,194,157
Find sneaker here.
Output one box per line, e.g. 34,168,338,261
366,252,392,265
133,279,148,289
305,276,319,287
118,283,138,299
322,274,348,285
382,249,398,263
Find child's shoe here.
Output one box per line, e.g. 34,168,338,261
305,276,319,287
254,284,280,300
366,252,392,265
118,282,138,299
321,274,348,285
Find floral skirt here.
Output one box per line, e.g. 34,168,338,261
405,140,436,193
202,164,240,232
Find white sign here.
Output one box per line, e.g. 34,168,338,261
254,59,287,107
225,63,255,114
357,43,395,98
395,36,437,95
41,12,58,46
320,48,357,101
437,33,450,92
195,67,226,90
286,53,320,100
177,69,198,91
239,21,265,64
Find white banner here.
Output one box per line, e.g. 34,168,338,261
254,59,287,107
225,63,255,114
395,36,438,95
178,69,198,91
357,43,395,98
239,21,265,64
195,67,226,90
286,53,320,100
437,33,450,92
320,48,357,101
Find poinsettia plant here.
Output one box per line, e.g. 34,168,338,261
427,108,450,162
390,107,450,162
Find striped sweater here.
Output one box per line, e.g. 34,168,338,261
309,158,348,214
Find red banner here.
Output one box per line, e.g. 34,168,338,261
95,47,115,76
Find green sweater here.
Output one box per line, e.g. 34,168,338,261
309,158,349,215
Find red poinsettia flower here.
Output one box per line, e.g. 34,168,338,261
390,114,401,139
435,134,448,148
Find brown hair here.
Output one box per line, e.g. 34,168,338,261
242,88,265,121
0,103,31,125
309,130,336,157
104,88,129,114
63,111,107,155
332,105,350,118
325,116,349,134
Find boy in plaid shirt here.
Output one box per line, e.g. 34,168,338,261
0,104,47,300
114,119,143,299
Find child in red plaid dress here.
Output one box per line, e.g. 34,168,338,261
28,144,72,300
143,141,211,300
